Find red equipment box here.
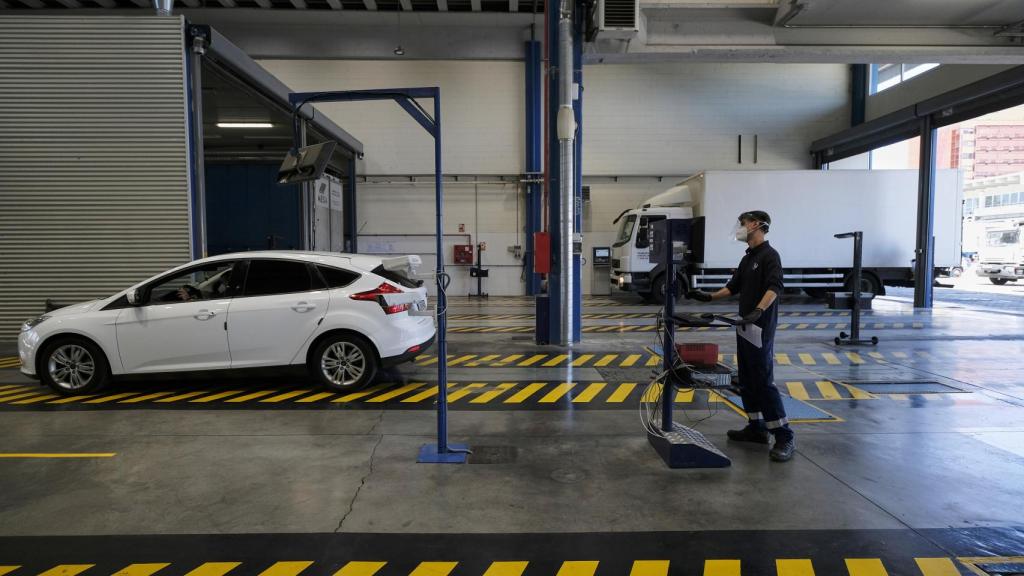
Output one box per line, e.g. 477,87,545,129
533,232,550,273
675,343,719,367
454,244,474,265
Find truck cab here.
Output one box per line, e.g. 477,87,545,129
976,219,1024,285
610,200,693,300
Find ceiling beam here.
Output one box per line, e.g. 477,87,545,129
470,0,479,9
508,0,516,11
93,0,117,6
129,0,149,6
56,0,82,6
254,0,272,7
363,0,376,9
290,0,307,7
218,0,237,6
399,0,411,8
18,0,46,7
437,0,446,9
180,0,201,6
326,0,342,8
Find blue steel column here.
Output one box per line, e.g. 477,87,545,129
546,0,562,341
525,40,543,296
571,6,583,343
345,155,358,253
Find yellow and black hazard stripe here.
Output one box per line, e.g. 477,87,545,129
416,350,928,368
0,356,21,369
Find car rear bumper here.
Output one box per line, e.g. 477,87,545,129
976,264,1024,280
381,334,435,368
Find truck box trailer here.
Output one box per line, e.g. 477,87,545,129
610,169,962,302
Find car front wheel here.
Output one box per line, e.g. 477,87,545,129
39,337,110,396
310,334,378,391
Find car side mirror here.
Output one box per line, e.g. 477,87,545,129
126,289,141,306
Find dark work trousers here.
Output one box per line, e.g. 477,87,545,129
736,331,793,441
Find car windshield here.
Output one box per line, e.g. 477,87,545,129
613,214,637,247
987,229,1020,247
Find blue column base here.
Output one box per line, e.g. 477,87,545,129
417,443,470,464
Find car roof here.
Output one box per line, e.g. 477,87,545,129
199,251,385,273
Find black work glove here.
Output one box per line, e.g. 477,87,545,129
687,290,712,303
740,307,763,325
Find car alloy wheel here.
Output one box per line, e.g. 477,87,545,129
321,341,367,388
47,344,96,391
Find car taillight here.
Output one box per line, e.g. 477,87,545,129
350,283,410,315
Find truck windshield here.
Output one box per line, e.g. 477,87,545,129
987,230,1020,247
614,214,637,247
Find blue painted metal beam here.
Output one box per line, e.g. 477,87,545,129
525,40,542,296
571,6,583,343
545,0,562,343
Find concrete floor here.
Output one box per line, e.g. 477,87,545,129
0,291,1022,571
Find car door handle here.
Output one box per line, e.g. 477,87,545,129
194,309,217,321
291,302,317,313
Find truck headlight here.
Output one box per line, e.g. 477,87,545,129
618,277,626,287
22,314,50,332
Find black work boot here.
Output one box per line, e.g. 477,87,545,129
770,436,796,462
727,424,770,444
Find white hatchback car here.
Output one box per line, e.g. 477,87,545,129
18,251,435,395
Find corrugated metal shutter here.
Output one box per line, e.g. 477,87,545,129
0,15,192,337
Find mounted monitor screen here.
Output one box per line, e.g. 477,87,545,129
277,141,337,185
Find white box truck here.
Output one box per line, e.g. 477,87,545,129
610,169,962,302
976,218,1024,284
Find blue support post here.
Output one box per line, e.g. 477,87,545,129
525,40,543,296
571,7,583,343
345,156,358,253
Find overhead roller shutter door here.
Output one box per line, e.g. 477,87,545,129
0,15,192,337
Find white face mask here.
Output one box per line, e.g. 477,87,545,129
734,221,763,242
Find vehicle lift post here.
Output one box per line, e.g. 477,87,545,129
288,87,468,464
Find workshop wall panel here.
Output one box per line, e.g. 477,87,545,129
258,59,525,176
584,63,850,175
0,16,192,335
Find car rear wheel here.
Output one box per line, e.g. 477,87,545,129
39,337,109,396
990,278,1010,285
310,334,378,391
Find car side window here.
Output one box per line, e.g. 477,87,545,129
146,261,239,305
243,259,315,297
317,265,360,288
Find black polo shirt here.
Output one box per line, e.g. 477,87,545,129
725,241,784,328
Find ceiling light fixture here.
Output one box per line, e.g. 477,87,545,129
217,122,274,129
394,9,405,57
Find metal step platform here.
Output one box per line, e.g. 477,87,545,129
647,425,732,469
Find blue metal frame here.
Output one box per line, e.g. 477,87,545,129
545,3,562,342
572,8,584,343
345,156,358,253
288,87,467,464
524,40,543,296
184,40,203,261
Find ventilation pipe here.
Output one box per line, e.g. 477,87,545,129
153,0,172,15
557,0,576,346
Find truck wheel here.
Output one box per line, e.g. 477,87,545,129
651,275,683,305
846,272,882,296
990,278,1009,286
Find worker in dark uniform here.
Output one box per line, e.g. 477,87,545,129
687,210,795,462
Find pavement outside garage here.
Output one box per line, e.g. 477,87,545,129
0,292,1022,574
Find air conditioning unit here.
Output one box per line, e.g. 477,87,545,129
597,0,639,38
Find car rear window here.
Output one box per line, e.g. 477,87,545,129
317,265,360,288
372,265,422,289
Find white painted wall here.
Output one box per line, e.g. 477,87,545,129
258,59,849,295
866,64,1015,121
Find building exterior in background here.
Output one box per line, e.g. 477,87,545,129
962,171,1024,253
947,123,1024,180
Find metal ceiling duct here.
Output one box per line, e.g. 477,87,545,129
153,0,172,16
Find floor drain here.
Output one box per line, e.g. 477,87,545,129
847,381,964,394
467,445,518,465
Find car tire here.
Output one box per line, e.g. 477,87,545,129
990,278,1009,285
309,333,378,392
38,337,110,396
